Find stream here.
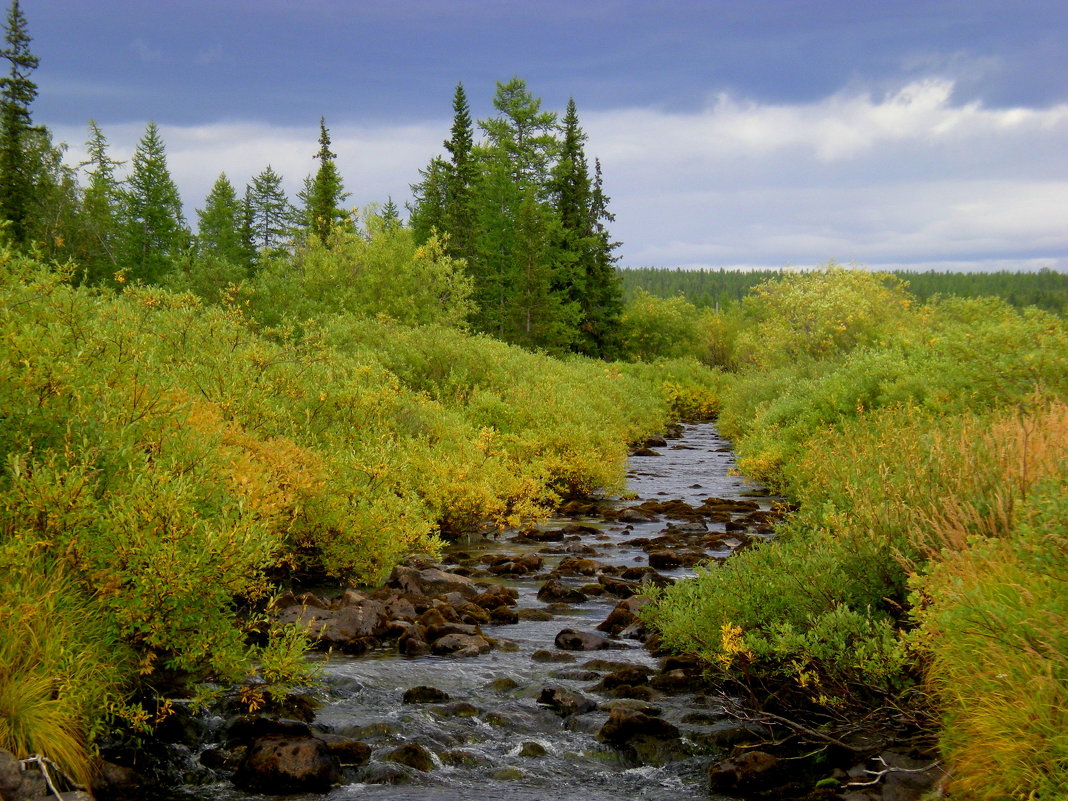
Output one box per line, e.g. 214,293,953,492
168,422,776,801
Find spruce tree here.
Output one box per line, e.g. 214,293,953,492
119,121,188,283
381,195,401,230
408,156,449,244
303,117,350,241
582,157,624,357
507,188,576,352
549,98,591,310
0,0,39,245
547,99,624,357
443,82,477,262
246,164,294,257
196,172,248,267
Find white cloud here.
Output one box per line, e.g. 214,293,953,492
583,80,1068,268
52,79,1068,271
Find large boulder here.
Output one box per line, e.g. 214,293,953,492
430,633,492,657
275,597,389,652
554,628,620,651
387,566,479,600
537,579,588,604
402,686,451,704
384,743,435,773
706,750,786,794
597,708,686,765
233,735,341,794
597,596,653,636
537,687,597,717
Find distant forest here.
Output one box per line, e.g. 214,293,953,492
620,266,1068,314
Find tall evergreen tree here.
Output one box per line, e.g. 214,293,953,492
549,98,591,306
196,172,248,267
408,79,622,356
507,188,576,352
547,100,624,356
581,157,624,356
76,120,124,283
442,82,477,262
246,164,294,257
303,117,350,241
0,0,39,245
119,121,188,283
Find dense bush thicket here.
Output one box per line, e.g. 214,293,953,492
0,243,720,777
646,267,1068,799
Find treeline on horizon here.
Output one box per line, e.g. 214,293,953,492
621,265,1068,315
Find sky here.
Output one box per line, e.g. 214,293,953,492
22,0,1068,271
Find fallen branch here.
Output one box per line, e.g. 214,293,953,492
847,754,943,788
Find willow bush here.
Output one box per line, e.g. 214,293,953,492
1,246,676,762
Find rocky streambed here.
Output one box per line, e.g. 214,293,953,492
85,423,821,801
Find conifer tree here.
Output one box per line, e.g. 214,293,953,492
381,195,401,230
0,0,39,245
507,188,576,352
581,157,624,356
408,156,449,243
246,164,294,257
303,117,350,241
119,121,188,283
549,100,624,356
480,77,558,189
550,98,591,307
76,120,124,283
442,82,477,262
196,172,248,267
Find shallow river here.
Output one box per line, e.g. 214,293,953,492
175,422,773,801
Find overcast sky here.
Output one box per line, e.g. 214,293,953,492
25,0,1068,271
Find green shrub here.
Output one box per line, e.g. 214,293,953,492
241,213,474,330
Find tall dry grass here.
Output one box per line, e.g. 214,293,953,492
910,403,1068,800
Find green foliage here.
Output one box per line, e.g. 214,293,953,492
615,357,725,420
0,545,129,783
0,247,675,756
647,264,1068,781
409,78,622,355
245,164,295,258
119,122,188,283
733,266,912,369
620,289,708,361
301,117,351,241
907,409,1068,800
196,172,249,269
72,120,124,285
242,209,474,330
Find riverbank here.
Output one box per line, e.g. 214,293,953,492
36,423,785,801
0,254,723,789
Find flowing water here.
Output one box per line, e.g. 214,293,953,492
173,422,774,801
